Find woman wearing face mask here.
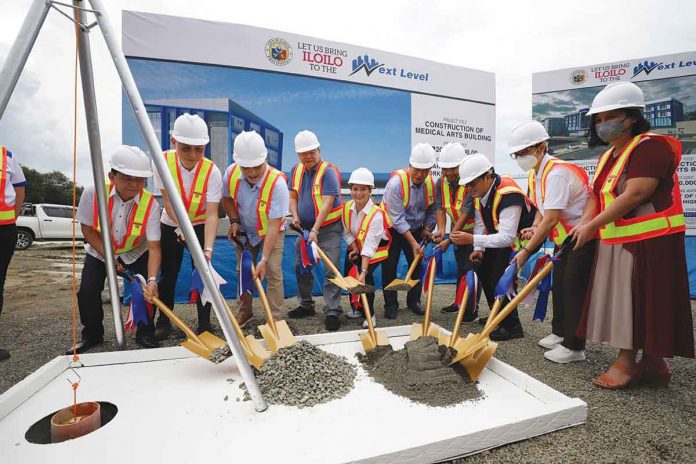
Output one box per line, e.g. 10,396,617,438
509,121,597,364
342,168,391,329
572,81,694,389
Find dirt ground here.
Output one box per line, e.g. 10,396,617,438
1,243,695,463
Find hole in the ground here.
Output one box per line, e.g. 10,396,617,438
25,401,118,444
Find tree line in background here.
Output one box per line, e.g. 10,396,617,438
21,166,83,205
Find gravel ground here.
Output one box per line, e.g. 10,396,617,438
1,244,695,463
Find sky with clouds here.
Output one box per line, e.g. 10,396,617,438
1,0,695,187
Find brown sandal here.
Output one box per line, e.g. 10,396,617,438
592,360,639,390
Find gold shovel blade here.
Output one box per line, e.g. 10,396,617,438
328,277,350,291
384,278,419,292
409,322,442,341
359,332,377,352
449,334,487,364
258,320,296,353
244,334,271,369
459,341,498,381
180,340,215,362
374,330,390,346
197,331,227,350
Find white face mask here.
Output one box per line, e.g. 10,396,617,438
515,154,537,172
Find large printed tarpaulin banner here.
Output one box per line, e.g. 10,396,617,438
121,11,496,181
532,50,696,234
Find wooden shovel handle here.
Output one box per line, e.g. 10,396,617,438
360,293,377,343
403,247,425,281
422,256,437,334
314,245,344,282
251,262,278,336
150,296,204,345
482,261,555,339
484,298,504,331
449,287,469,346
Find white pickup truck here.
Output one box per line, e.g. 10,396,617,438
16,203,84,250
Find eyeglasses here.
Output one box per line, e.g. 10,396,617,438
509,146,537,160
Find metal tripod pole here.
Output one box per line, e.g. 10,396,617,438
87,0,267,411
73,1,125,349
0,0,51,117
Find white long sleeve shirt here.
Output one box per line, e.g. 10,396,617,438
342,199,389,258
472,182,522,252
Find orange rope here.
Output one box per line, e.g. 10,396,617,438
70,6,81,416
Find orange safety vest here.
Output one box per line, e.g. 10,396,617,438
290,160,343,226
0,147,16,225
593,133,685,244
529,157,592,246
474,175,533,251
93,183,155,254
341,200,391,264
440,179,474,231
228,163,286,238
382,168,436,227
165,150,213,224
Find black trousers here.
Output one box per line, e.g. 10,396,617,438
0,224,17,315
343,251,381,314
476,247,520,330
552,239,597,350
453,243,474,312
78,252,153,341
158,223,210,326
382,228,423,310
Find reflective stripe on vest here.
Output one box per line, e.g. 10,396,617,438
165,150,213,224
382,169,435,227
342,200,391,264
533,157,591,246
594,133,685,244
227,164,285,238
474,175,532,232
441,180,474,231
0,147,16,225
290,160,342,226
93,183,154,254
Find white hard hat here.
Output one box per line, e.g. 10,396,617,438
458,153,493,185
233,131,267,168
438,142,467,168
109,145,153,177
586,81,645,116
410,143,436,169
171,113,210,146
294,130,320,153
348,167,374,187
508,121,550,154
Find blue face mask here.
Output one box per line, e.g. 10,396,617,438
596,118,628,143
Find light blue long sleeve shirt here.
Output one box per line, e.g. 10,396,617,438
383,174,437,234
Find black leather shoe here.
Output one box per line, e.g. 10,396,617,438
463,310,479,323
0,348,10,361
325,315,340,331
154,320,172,340
288,306,316,319
384,306,398,319
67,339,103,355
441,303,459,313
490,324,524,341
407,302,425,315
135,334,160,349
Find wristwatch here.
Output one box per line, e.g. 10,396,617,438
147,277,158,284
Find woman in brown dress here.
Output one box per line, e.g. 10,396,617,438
572,81,694,389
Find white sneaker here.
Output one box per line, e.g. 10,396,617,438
346,308,363,319
362,315,377,329
544,345,586,364
538,333,564,349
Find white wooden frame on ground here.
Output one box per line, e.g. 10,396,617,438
0,325,586,463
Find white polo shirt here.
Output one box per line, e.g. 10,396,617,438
535,155,589,227
153,156,222,227
2,149,28,207
342,199,389,258
76,185,161,264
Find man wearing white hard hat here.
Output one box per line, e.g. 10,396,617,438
341,167,391,328
509,120,595,363
451,153,536,341
571,81,693,389
154,113,223,337
381,143,438,319
288,130,344,331
222,131,289,326
433,142,476,318
71,146,162,353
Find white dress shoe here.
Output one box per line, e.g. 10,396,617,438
544,345,586,364
538,333,564,349
362,315,377,329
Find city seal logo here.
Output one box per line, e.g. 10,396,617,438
265,38,293,66
569,69,587,85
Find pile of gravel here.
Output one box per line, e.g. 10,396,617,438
358,336,482,407
241,340,356,408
